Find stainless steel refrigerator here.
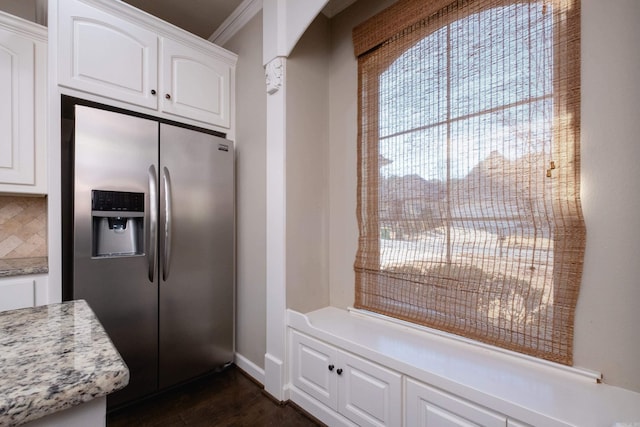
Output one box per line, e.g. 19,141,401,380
62,102,234,408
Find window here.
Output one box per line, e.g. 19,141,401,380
353,0,584,364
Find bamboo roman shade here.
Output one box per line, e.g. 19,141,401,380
353,0,584,364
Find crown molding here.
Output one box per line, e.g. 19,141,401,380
0,9,47,41
209,0,263,47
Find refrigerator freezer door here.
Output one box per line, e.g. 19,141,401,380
158,124,234,389
73,105,159,407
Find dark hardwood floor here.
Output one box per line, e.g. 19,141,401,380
107,365,323,427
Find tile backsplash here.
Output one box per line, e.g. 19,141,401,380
0,196,47,259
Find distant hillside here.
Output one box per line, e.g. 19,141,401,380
379,150,553,239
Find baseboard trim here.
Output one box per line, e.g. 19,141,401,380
264,352,285,401
234,353,265,385
289,387,356,427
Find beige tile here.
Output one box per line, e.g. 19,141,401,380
0,235,23,258
22,218,43,235
10,234,45,257
0,196,47,260
0,204,24,223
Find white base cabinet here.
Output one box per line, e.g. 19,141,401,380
406,378,506,427
24,396,105,427
287,307,640,427
0,12,47,194
291,330,401,427
0,274,48,312
289,323,535,427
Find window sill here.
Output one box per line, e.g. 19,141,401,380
347,306,602,383
287,306,640,426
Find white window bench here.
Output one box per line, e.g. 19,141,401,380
287,307,640,427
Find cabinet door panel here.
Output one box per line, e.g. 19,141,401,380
58,0,158,109
406,378,506,427
161,38,230,127
419,403,484,427
291,331,338,410
0,27,35,186
337,351,402,427
0,278,35,312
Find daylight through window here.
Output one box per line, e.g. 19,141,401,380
353,0,584,364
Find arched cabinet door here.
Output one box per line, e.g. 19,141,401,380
58,0,159,110
160,37,231,129
0,13,46,194
56,0,235,131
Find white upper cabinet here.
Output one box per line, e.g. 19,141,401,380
161,38,231,128
58,0,158,109
0,12,47,194
56,0,236,131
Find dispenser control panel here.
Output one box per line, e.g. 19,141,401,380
92,190,144,212
91,190,145,257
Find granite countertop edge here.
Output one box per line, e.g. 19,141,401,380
0,257,48,278
0,300,129,426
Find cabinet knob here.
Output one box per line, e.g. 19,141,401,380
336,368,343,375
165,93,171,100
151,89,156,95
328,364,334,371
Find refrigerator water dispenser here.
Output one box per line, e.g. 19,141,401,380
91,190,144,257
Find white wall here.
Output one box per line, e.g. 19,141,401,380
227,0,640,392
285,14,332,313
325,0,640,392
575,0,640,392
0,0,46,26
0,0,38,22
223,12,267,372
327,0,396,307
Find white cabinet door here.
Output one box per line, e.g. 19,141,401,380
406,378,506,427
0,14,46,193
58,0,158,109
290,330,401,427
55,0,236,132
160,38,231,128
0,277,35,311
291,330,339,410
0,24,34,186
337,350,402,427
0,275,47,312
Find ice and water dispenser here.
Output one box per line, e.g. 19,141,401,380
91,190,145,257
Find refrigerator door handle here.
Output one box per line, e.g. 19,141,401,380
148,165,158,283
162,167,173,281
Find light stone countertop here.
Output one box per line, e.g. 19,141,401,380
0,300,129,426
0,258,48,278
